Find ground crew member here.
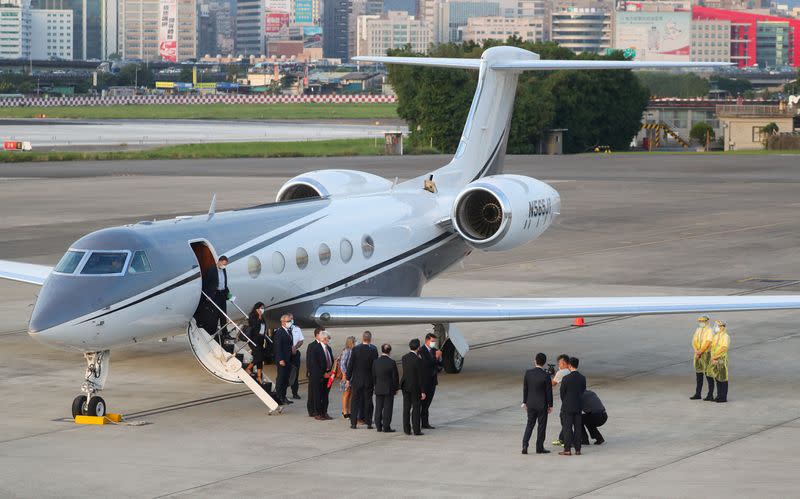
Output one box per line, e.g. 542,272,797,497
706,320,730,403
690,316,714,400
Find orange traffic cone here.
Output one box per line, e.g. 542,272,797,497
573,317,586,327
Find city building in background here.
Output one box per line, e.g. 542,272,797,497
30,0,105,59
31,8,73,59
550,0,612,54
0,0,30,59
614,11,691,61
120,0,160,60
197,2,217,56
356,10,431,57
103,0,118,57
235,0,263,55
690,17,730,63
462,16,544,44
322,0,348,59
437,0,500,43
693,6,800,67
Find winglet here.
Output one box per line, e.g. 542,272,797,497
207,194,216,221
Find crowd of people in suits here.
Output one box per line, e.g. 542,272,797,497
241,308,444,436
521,353,607,456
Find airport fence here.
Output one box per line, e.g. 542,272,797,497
0,94,397,107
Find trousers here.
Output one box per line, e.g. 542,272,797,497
275,363,291,402
522,407,548,452
374,394,394,430
350,386,374,426
402,390,421,434
561,411,583,452
582,411,607,442
421,385,436,426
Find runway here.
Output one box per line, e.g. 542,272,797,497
1,153,800,497
0,119,406,149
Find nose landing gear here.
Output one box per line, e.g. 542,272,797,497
71,350,110,418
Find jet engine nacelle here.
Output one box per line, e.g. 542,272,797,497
276,169,393,202
451,174,560,252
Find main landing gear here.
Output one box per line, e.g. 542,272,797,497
432,323,469,374
71,350,110,418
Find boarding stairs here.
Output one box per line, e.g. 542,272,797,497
641,122,690,149
187,291,281,414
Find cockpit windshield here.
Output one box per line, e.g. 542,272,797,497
54,250,85,274
127,250,152,274
80,252,129,275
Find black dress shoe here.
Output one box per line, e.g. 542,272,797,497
703,395,715,401
536,449,551,454
376,427,383,432
690,394,702,400
575,450,582,455
716,398,727,403
422,425,435,429
594,438,605,445
404,431,412,435
384,428,396,433
350,425,357,429
521,448,528,455
414,432,424,436
367,424,374,430
292,394,301,400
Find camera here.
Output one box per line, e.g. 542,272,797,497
546,363,556,376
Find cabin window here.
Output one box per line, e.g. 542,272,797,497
296,248,309,269
340,239,353,263
80,252,128,275
319,243,331,265
361,235,375,259
128,251,152,274
54,250,85,274
247,255,261,278
272,252,285,274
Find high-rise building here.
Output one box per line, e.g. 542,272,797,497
356,10,431,56
461,16,543,44
30,0,106,59
31,8,73,59
322,0,348,59
0,0,30,59
104,0,118,57
550,0,613,54
382,0,413,15
690,18,730,64
235,0,264,55
197,2,216,56
120,0,195,61
436,0,499,43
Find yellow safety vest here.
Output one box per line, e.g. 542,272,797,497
710,330,730,358
692,324,713,352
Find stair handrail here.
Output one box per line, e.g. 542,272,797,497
227,296,274,345
200,290,259,351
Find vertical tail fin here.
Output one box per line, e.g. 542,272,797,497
354,50,727,190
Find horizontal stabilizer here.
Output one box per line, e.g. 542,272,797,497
315,295,800,325
0,260,52,286
353,56,729,71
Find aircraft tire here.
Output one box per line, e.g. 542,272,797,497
442,340,464,374
86,396,106,417
72,395,87,418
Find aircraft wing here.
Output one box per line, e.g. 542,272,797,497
314,295,800,326
0,260,52,286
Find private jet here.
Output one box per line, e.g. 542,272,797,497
3,46,800,418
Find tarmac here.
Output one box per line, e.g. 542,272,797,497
1,153,800,498
0,119,406,149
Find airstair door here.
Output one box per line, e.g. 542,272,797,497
187,320,281,412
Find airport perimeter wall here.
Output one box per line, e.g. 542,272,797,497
0,94,397,107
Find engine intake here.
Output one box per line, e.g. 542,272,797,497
276,170,393,203
452,175,560,252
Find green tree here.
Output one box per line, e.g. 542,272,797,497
636,72,710,98
689,122,715,146
761,122,779,136
711,76,752,97
387,41,649,154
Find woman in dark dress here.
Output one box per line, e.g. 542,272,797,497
245,302,267,383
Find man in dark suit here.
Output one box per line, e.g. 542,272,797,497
306,328,325,418
273,314,295,405
401,338,426,436
201,255,231,348
522,352,554,455
559,357,587,456
372,343,399,433
319,331,334,419
347,331,378,429
419,332,443,429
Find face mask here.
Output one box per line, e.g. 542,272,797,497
219,264,226,270
257,308,264,315
429,341,436,348
714,326,720,333
287,320,293,328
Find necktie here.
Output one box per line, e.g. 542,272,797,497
324,346,332,370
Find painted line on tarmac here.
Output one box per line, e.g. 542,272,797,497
570,414,800,498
